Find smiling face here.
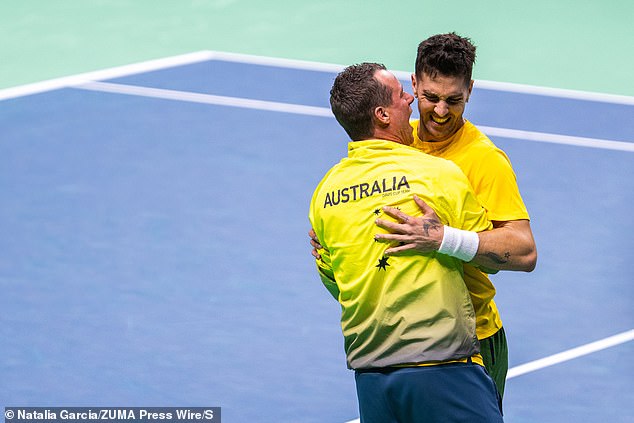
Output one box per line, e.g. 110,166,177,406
412,72,473,142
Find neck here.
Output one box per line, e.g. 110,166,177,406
372,129,412,146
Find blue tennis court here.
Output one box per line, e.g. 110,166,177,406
1,52,633,423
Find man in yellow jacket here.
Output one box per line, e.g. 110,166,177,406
309,62,503,422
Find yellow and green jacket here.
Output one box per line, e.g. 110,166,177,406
309,139,492,370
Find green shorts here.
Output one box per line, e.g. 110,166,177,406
480,327,509,399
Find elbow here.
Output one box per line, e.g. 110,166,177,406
523,258,537,273
521,248,538,272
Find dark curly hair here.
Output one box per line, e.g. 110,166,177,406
415,32,476,87
330,62,392,141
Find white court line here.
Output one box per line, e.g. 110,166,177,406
479,125,634,152
2,49,634,106
207,50,345,74
76,81,333,117
473,79,634,106
507,329,634,379
0,51,215,101
74,81,633,152
208,51,634,106
344,329,634,423
2,50,632,151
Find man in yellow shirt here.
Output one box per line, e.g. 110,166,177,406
310,62,503,422
373,33,538,398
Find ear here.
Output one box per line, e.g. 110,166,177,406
411,73,418,97
373,106,390,127
466,79,474,102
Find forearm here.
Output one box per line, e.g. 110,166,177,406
372,199,537,272
471,220,537,272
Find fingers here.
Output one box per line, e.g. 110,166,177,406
384,243,417,256
309,227,323,249
374,232,407,243
375,218,408,234
381,205,415,223
374,232,414,255
375,204,419,235
413,194,434,216
308,227,322,260
380,199,437,224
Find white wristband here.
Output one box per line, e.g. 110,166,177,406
438,226,479,262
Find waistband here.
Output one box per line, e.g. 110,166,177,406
355,354,484,374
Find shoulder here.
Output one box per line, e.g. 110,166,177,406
460,122,499,152
460,121,514,167
404,144,468,177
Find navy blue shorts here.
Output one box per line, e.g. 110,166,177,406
355,362,503,423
